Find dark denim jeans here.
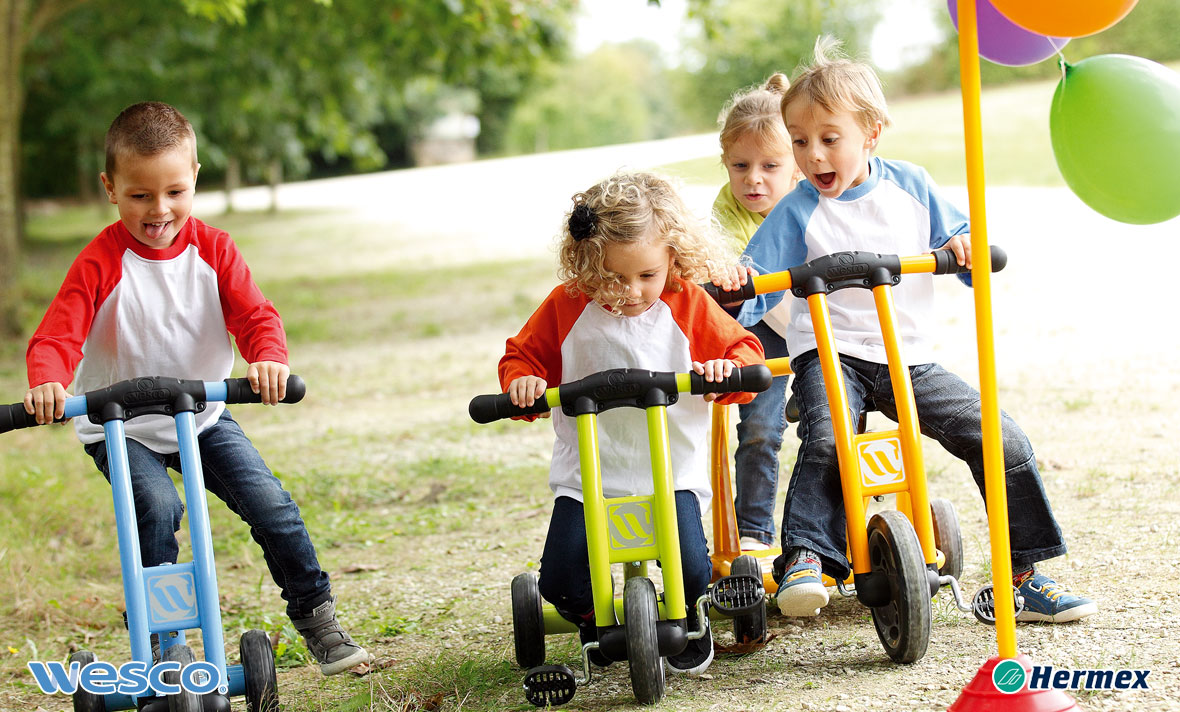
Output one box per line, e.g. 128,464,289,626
84,410,331,618
538,492,711,621
733,319,790,546
781,349,1066,580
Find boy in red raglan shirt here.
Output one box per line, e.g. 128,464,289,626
24,102,368,675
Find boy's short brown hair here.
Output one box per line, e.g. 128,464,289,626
104,102,198,177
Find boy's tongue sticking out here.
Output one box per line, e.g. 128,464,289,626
144,221,170,241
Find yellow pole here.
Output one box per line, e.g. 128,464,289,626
957,0,1018,659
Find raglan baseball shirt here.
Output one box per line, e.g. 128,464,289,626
738,157,971,366
26,217,287,453
498,278,765,511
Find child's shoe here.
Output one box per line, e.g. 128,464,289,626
774,548,829,617
739,535,771,551
1014,570,1097,623
292,596,370,675
665,623,713,676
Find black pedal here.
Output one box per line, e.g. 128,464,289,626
523,664,577,707
971,584,1025,625
709,574,765,616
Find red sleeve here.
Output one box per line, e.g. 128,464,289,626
196,223,288,365
25,229,123,388
666,279,766,406
498,284,588,391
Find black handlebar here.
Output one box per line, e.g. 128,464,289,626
224,375,306,404
932,245,1007,275
0,374,306,434
469,365,773,424
468,393,553,424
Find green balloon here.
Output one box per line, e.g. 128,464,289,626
1050,54,1180,225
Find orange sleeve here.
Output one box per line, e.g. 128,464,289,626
667,279,766,405
498,284,589,392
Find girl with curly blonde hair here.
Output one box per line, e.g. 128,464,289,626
496,171,765,676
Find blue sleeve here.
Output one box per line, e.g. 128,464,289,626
736,188,815,327
882,160,973,287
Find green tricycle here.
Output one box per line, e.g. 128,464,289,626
470,365,772,706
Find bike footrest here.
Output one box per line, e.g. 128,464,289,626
709,573,765,616
971,584,1025,625
524,664,577,707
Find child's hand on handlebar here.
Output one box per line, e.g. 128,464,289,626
508,375,550,417
693,359,736,402
709,264,757,293
24,382,71,425
247,361,290,405
938,234,972,270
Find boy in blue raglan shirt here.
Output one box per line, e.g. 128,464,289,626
741,37,1095,624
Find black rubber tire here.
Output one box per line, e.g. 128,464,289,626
240,629,279,712
730,555,768,645
511,572,546,669
69,650,104,712
163,644,202,712
623,577,665,705
866,510,932,664
930,498,964,582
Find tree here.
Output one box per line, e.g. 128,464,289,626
1,0,247,336
679,0,880,130
5,0,574,333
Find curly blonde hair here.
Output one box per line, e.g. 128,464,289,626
557,173,731,314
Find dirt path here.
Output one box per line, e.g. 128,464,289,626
228,144,1180,710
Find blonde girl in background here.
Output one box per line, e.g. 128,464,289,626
713,74,803,552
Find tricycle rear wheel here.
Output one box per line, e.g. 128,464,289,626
730,555,768,645
70,650,104,712
511,572,546,669
240,629,279,712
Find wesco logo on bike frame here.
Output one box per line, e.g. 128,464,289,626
27,659,226,697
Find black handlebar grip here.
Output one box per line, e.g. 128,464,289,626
700,280,757,307
223,374,306,404
0,402,40,433
932,245,1007,275
689,364,773,396
469,392,552,424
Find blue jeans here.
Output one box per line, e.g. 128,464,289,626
538,492,711,621
781,350,1066,580
84,410,331,618
734,320,790,546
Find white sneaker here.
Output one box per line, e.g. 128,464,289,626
739,535,771,551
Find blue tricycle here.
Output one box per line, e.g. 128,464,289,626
1,375,305,712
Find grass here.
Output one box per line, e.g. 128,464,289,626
5,71,1180,710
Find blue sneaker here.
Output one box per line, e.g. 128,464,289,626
1015,572,1096,623
774,549,829,617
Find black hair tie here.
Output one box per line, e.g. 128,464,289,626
569,203,598,241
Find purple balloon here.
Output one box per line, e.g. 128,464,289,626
947,0,1069,67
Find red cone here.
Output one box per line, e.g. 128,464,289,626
949,654,1079,712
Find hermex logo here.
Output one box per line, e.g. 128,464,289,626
991,659,1150,694
607,502,653,549
857,436,905,487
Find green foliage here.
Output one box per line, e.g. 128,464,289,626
504,42,684,154
18,0,576,198
679,0,881,130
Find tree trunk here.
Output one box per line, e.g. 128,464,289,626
1,0,27,336
266,159,281,214
225,155,240,213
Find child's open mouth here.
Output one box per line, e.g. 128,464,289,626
744,193,765,202
814,172,837,190
144,221,171,240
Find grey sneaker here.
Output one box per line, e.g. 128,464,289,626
292,596,370,675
